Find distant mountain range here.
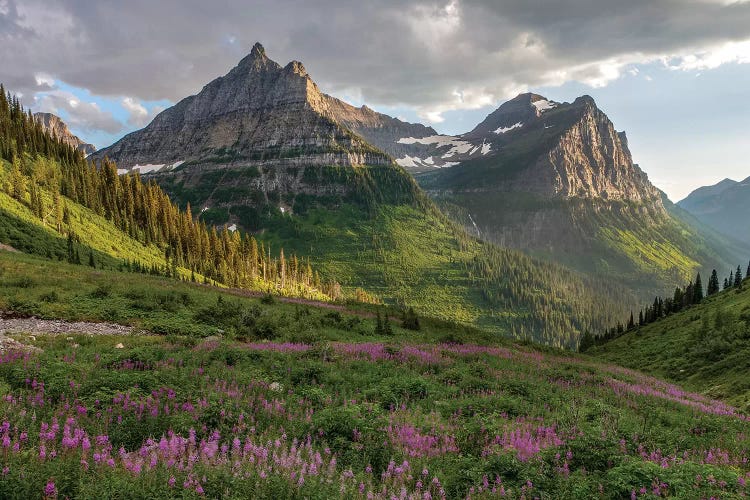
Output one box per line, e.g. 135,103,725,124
33,112,96,156
92,43,747,301
679,177,750,247
91,43,646,347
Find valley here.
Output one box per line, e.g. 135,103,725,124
1,16,749,498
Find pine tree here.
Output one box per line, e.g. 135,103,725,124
578,330,594,352
693,273,704,304
627,311,635,330
374,310,384,336
88,250,95,268
383,311,393,336
10,155,26,201
707,269,720,296
402,307,421,331
734,266,743,288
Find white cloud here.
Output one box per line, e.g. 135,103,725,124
34,73,54,87
33,90,123,134
3,0,750,127
121,96,150,127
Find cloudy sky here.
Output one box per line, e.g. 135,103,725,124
2,0,749,200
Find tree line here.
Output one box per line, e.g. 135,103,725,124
580,263,750,351
0,85,339,299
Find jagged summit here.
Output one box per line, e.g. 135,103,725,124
33,112,96,156
91,44,391,171
249,42,266,58
284,60,307,76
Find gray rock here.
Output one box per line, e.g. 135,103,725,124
34,112,96,156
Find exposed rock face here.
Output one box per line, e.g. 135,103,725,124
679,176,750,245
418,93,744,296
420,94,663,205
92,43,392,171
33,113,96,156
520,98,662,203
93,43,420,228
322,100,440,167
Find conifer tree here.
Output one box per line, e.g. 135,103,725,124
735,265,743,288
693,273,703,304
383,311,393,336
402,307,421,331
10,155,26,201
374,310,384,336
707,269,720,296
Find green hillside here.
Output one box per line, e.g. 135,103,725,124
1,250,750,498
0,158,186,272
588,275,750,410
0,89,333,301
414,97,746,303
156,163,637,348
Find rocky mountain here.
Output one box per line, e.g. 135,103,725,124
411,94,746,297
92,43,393,173
678,177,750,246
91,44,637,348
33,112,96,156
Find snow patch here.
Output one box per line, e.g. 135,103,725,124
227,224,237,232
200,207,208,213
494,122,523,134
396,155,460,169
397,135,474,159
532,99,557,113
481,142,491,155
131,163,165,174
169,160,185,170
116,168,128,175
395,155,421,168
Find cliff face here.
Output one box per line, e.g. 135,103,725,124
417,94,743,297
421,95,663,205
33,113,96,156
92,43,421,230
92,43,392,171
524,99,662,203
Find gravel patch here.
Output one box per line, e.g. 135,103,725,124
0,315,140,353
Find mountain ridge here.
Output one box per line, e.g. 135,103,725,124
408,93,746,297
88,44,638,347
678,176,750,245
33,112,96,156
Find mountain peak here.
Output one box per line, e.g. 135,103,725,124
250,42,266,59
91,44,393,170
284,60,307,77
235,42,272,71
33,112,96,156
573,95,597,107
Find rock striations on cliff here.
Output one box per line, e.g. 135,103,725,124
92,43,397,171
33,112,96,156
413,93,745,296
